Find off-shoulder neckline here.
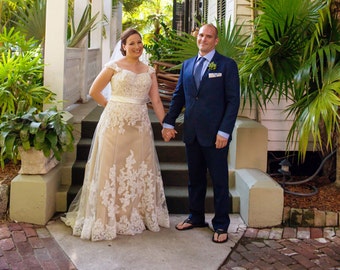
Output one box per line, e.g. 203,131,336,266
112,62,152,75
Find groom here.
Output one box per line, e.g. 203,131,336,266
162,23,240,243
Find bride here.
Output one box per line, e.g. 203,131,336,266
62,28,170,241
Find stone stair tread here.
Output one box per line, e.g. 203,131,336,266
154,140,185,146
160,162,187,170
165,186,213,196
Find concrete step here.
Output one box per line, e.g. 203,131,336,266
67,107,238,214
155,140,186,163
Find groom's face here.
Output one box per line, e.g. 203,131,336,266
196,25,219,55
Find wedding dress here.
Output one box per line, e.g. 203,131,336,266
62,61,170,241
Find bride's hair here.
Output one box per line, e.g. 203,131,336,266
120,28,142,56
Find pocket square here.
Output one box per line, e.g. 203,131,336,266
209,73,222,78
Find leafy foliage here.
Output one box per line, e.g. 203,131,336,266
0,104,74,168
0,27,55,116
145,22,197,67
11,0,46,46
239,0,340,161
122,0,173,44
145,19,248,71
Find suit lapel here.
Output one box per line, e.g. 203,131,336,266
197,52,219,94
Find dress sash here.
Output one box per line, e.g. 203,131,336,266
110,95,149,104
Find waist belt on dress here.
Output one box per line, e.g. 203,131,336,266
110,96,149,104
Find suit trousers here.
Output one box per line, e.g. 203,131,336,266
185,138,231,231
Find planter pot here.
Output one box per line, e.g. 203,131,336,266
18,148,59,175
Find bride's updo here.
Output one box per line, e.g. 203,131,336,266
120,28,142,56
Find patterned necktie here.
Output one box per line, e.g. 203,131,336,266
194,57,206,88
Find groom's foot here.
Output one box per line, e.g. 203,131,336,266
212,229,228,243
175,218,208,230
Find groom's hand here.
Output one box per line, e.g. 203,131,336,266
162,128,177,142
215,134,228,149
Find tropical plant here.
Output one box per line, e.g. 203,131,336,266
145,22,197,65
147,19,248,70
0,103,74,169
0,27,55,116
67,3,100,48
122,0,173,44
11,0,46,47
239,0,340,180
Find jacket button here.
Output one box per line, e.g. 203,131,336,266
195,97,199,100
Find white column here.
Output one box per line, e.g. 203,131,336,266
91,0,103,51
43,0,68,110
74,0,88,27
111,2,123,50
101,0,113,65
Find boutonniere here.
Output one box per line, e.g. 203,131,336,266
208,61,217,71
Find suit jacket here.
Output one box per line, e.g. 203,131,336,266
163,51,240,147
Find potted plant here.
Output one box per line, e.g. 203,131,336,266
0,103,74,174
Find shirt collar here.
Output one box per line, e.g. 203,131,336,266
197,50,215,63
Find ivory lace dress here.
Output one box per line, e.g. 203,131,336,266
62,61,170,241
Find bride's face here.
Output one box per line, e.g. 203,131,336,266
124,34,143,58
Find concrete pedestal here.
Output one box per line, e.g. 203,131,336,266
9,165,61,225
229,117,268,172
235,168,283,227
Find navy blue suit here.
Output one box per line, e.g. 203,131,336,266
163,51,240,231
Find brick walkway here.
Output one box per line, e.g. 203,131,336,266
1,221,340,270
220,226,340,270
0,222,76,270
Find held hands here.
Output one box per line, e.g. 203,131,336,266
215,134,228,149
162,128,177,142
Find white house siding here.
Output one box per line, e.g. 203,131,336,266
259,97,297,151
207,0,217,22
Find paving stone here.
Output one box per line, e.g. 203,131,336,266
290,208,303,226
0,227,11,240
313,210,326,227
12,231,27,243
310,227,323,238
35,228,51,239
0,256,9,269
244,228,258,238
23,227,38,238
324,227,336,239
292,254,318,268
282,227,297,238
325,211,338,227
264,239,284,249
257,228,271,239
16,241,34,257
7,223,22,232
296,227,310,239
301,209,314,227
269,228,283,239
0,238,15,251
28,237,44,249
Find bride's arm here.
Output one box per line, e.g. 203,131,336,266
89,68,114,107
149,72,165,124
